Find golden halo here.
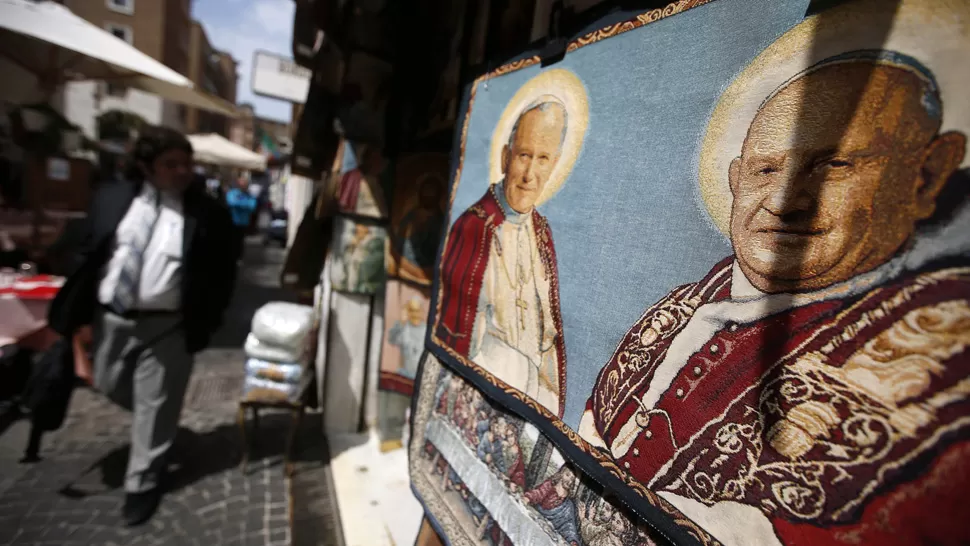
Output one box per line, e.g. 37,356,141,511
698,0,970,235
488,68,589,206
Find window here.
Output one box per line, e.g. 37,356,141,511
106,0,134,15
103,23,132,96
104,23,133,45
104,81,127,98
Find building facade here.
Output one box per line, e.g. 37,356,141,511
230,103,256,151
185,21,237,137
230,104,292,156
58,0,236,140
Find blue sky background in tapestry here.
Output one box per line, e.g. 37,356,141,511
446,0,813,426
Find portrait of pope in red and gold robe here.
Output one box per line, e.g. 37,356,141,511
435,70,589,418
578,1,970,544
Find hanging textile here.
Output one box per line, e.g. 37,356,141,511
379,279,431,395
413,0,970,544
386,153,449,286
330,217,387,294
336,141,392,220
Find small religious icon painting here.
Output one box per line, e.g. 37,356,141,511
330,217,387,294
336,141,391,220
379,279,430,396
386,153,449,286
421,0,970,544
337,52,393,144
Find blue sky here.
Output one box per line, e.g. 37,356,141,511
192,0,295,122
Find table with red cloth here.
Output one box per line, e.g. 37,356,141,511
0,274,64,352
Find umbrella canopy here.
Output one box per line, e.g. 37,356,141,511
188,133,267,171
0,0,237,117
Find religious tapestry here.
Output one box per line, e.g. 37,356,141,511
336,140,391,220
386,153,449,286
483,0,539,63
379,279,431,396
337,52,394,145
410,0,468,139
344,0,395,61
419,0,970,544
411,354,666,546
290,78,339,179
330,217,387,294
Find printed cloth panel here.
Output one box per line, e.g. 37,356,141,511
336,140,392,220
386,153,450,286
337,52,394,145
331,217,387,294
380,279,431,395
418,0,970,544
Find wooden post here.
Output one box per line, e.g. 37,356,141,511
414,518,445,546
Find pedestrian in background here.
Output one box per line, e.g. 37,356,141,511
47,126,237,526
225,175,257,262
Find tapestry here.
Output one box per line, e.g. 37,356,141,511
336,141,391,220
411,354,666,546
330,217,386,294
344,0,395,61
422,0,970,544
290,79,339,179
337,52,394,145
487,0,539,61
386,153,449,285
464,0,490,69
379,279,430,395
412,0,468,138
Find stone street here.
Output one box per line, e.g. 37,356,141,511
0,239,340,546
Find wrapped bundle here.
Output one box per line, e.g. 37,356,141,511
250,302,314,349
245,358,302,384
244,332,305,363
242,376,302,403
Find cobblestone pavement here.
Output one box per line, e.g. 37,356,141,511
0,240,339,546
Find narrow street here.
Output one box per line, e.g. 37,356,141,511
0,239,340,546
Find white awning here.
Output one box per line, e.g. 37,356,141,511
188,133,267,171
0,0,237,117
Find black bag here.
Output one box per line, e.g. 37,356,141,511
19,338,77,462
22,338,76,432
0,344,32,403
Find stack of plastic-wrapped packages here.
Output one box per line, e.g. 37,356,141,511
243,302,315,402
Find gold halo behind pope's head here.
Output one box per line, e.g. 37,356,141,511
698,0,970,236
489,68,589,207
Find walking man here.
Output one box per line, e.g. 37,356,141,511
225,175,258,261
48,126,237,525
